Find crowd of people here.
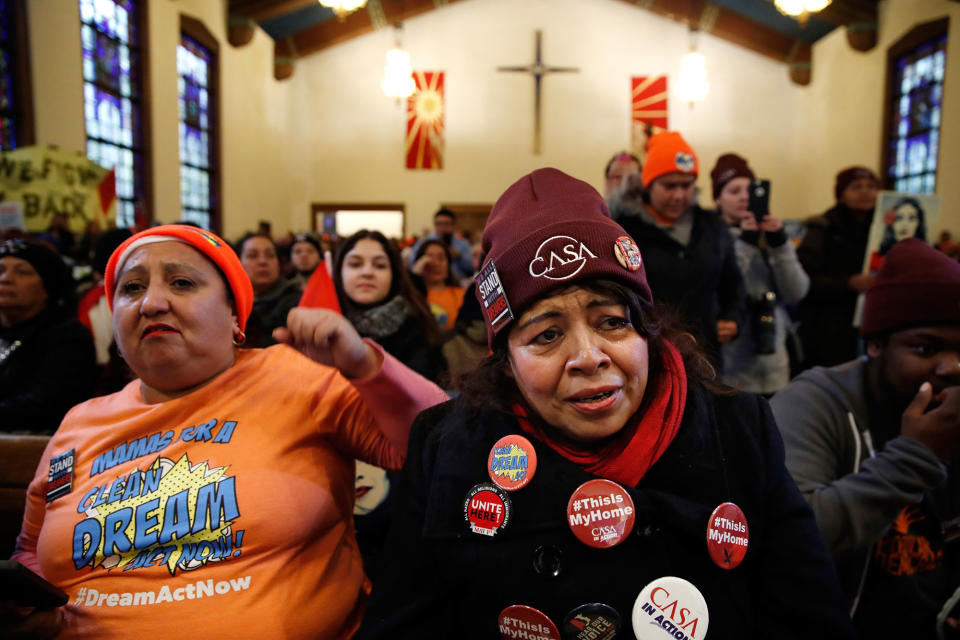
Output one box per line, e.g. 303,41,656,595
2,130,959,639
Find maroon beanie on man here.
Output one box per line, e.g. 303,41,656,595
834,166,879,201
476,168,653,346
710,153,755,199
861,238,960,337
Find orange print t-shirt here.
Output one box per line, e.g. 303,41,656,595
13,344,446,639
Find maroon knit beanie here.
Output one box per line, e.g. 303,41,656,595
861,238,960,337
476,168,653,346
710,153,755,199
835,166,879,201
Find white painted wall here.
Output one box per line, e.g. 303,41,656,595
292,0,809,234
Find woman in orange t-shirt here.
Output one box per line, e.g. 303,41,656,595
7,225,445,640
411,239,465,331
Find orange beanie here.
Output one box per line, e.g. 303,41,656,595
641,131,698,188
104,225,254,331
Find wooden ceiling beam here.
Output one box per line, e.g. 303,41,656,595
617,0,799,64
811,0,877,27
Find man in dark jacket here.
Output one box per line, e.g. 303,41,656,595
613,131,745,368
772,239,960,639
796,166,879,370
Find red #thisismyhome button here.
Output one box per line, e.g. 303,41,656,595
464,483,512,537
706,502,749,569
566,479,636,549
499,605,561,640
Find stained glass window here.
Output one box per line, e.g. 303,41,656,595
0,0,24,150
885,33,947,194
178,35,214,230
79,0,144,227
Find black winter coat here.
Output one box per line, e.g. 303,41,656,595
0,309,97,433
795,204,873,369
245,278,303,348
368,315,445,385
618,208,745,366
358,383,855,638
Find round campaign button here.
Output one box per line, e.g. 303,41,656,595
464,483,512,537
499,605,562,640
562,603,621,640
632,576,709,640
566,479,636,549
613,235,643,272
705,502,749,570
488,434,538,491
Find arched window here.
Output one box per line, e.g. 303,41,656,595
882,18,949,194
79,0,149,227
178,16,218,232
1,0,34,150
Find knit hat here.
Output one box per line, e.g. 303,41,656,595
0,239,71,307
476,168,653,346
710,153,755,199
861,238,960,337
292,232,322,255
104,225,254,331
641,131,698,188
835,166,879,201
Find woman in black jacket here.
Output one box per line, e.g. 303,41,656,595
0,239,96,433
358,169,854,639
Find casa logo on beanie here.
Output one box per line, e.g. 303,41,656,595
528,235,598,281
675,152,695,172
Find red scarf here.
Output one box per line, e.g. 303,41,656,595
514,339,687,487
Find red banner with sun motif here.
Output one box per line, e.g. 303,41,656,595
631,76,668,150
406,71,445,170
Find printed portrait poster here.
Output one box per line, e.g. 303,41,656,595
861,191,942,273
852,190,941,326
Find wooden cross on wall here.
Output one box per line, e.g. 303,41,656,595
497,30,579,154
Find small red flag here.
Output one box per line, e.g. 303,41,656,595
98,168,117,213
299,261,341,313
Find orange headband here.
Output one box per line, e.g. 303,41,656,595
104,225,254,332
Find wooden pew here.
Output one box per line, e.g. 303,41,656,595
0,434,49,558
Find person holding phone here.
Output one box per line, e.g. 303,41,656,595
711,154,809,395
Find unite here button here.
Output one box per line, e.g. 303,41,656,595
464,483,512,537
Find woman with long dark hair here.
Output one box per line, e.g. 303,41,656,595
334,230,445,384
359,169,854,638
